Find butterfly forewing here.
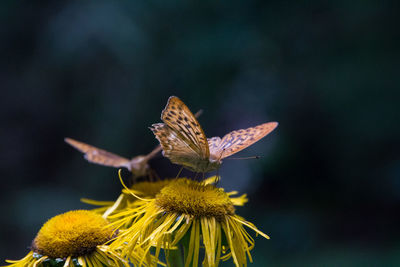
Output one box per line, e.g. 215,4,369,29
210,122,278,159
161,96,209,159
143,145,163,161
64,138,131,169
150,123,202,171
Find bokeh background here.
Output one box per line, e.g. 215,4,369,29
1,0,399,265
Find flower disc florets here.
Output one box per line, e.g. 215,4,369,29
155,178,235,219
32,210,114,258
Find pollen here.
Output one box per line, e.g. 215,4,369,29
32,210,114,258
155,178,235,219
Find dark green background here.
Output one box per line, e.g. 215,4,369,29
1,0,399,265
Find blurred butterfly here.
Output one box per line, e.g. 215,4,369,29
65,110,203,178
150,96,278,173
64,138,161,178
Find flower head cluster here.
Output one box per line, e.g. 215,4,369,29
106,177,268,267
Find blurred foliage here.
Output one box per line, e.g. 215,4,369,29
1,0,399,265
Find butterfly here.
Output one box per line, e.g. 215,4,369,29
64,138,161,177
64,111,203,177
150,96,278,173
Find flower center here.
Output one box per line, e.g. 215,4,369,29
32,210,114,258
155,178,235,219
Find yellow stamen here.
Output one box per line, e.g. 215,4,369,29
155,178,235,219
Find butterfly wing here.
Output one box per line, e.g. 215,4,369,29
64,138,132,169
208,137,222,157
142,145,163,161
143,108,203,162
150,123,203,171
160,96,209,159
210,122,278,159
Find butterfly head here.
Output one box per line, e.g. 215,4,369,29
209,153,223,164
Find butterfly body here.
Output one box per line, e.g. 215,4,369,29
151,96,278,173
128,155,150,177
191,158,221,173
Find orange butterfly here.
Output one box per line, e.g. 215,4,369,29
150,96,278,173
64,138,161,177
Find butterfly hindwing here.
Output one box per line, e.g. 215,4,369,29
210,122,278,159
64,138,131,168
207,137,222,157
161,96,210,159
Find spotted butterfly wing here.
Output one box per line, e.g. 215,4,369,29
152,96,278,173
64,138,131,169
160,96,209,159
151,123,202,171
209,122,278,159
207,137,221,155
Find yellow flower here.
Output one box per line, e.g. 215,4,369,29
82,179,177,222
108,176,266,267
82,175,224,224
3,210,132,267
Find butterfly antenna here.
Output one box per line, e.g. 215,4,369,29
226,156,261,160
194,109,203,118
175,166,184,179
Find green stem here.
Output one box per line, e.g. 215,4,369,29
166,245,184,267
166,223,191,266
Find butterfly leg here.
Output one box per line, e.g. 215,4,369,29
215,167,221,184
128,174,137,187
215,148,225,184
150,169,161,181
193,172,199,180
148,169,154,182
175,166,184,179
